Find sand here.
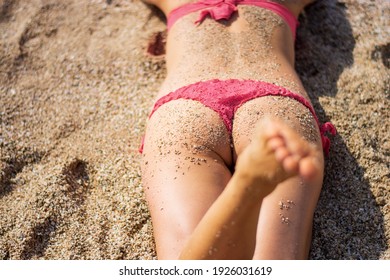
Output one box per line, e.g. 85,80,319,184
0,0,389,260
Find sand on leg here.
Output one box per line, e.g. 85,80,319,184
179,104,323,259
232,96,325,259
142,97,323,259
141,99,233,259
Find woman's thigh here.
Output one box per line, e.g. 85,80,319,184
232,96,325,259
141,99,232,259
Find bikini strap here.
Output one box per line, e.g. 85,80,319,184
167,0,298,38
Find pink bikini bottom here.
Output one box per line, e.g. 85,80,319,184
140,79,336,155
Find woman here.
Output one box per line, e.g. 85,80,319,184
140,0,335,259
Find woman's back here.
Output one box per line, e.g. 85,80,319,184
152,0,308,99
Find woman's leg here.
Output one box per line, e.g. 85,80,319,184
142,97,323,259
179,116,322,259
232,96,325,259
141,99,233,259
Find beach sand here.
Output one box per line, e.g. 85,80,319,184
0,0,389,259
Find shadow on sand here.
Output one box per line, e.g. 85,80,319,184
296,0,387,259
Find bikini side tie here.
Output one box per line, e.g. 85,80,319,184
320,122,337,156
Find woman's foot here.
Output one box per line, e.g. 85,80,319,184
234,118,323,195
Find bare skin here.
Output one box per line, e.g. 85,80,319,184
178,118,322,259
141,0,322,259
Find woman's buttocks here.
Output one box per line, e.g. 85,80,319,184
158,6,304,98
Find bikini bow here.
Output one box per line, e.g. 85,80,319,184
195,0,243,24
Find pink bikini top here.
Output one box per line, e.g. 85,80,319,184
167,0,299,38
